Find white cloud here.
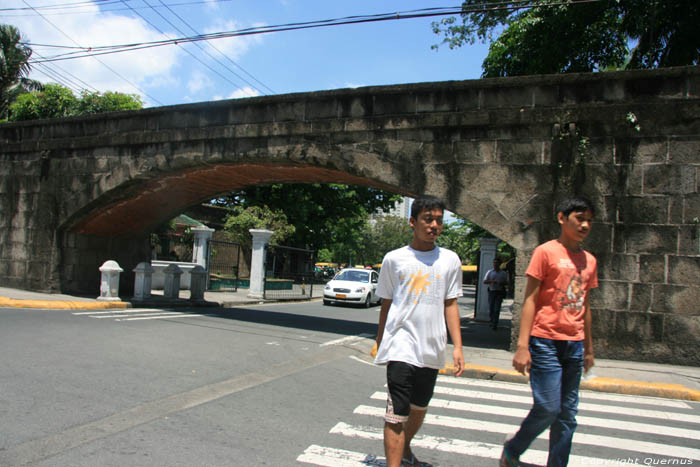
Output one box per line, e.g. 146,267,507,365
212,87,261,101
5,1,182,101
187,71,213,94
202,20,265,60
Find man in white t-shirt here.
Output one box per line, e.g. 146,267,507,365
374,195,465,467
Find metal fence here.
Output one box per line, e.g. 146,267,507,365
264,245,316,300
208,239,244,291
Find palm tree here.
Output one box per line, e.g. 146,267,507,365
1,24,43,120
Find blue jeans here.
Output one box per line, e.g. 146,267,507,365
505,337,584,467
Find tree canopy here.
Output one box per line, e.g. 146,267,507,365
213,184,400,252
1,24,42,120
8,83,142,121
432,0,700,77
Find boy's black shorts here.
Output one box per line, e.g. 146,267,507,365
384,361,439,424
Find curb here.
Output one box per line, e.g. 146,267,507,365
440,363,700,402
0,296,130,310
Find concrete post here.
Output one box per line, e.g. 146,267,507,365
163,263,183,299
189,265,207,301
132,262,154,301
191,226,214,268
248,229,274,299
475,237,499,321
98,260,123,301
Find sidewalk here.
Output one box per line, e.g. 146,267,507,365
2,286,699,402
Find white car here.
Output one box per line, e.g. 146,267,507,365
323,268,381,307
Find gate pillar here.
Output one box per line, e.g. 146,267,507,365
475,237,499,321
248,229,274,300
191,226,215,268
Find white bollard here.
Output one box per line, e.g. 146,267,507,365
98,260,123,301
132,262,154,301
189,265,207,301
163,263,183,299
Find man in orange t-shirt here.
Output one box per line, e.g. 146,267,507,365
501,197,597,467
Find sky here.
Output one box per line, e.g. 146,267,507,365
2,1,491,108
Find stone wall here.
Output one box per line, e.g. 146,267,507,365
1,66,698,364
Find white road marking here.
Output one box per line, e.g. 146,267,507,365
430,385,700,424
72,309,165,315
437,375,693,409
115,314,205,321
324,422,631,467
353,405,700,460
297,444,385,467
348,355,381,367
369,392,700,439
320,334,373,347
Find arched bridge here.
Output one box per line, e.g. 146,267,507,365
2,66,699,364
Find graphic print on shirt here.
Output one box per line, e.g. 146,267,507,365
398,267,442,306
555,258,586,313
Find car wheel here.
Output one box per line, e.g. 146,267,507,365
323,299,330,306
363,294,371,308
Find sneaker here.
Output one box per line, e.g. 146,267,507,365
500,446,518,467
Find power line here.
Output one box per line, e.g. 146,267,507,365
21,0,164,105
27,1,603,64
118,0,258,97
1,0,236,15
156,0,275,94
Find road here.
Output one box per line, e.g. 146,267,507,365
1,301,698,467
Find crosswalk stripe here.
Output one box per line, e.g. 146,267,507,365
72,309,166,315
326,422,631,467
353,405,700,460
430,385,700,424
297,444,382,467
115,314,206,321
369,392,700,439
436,376,693,409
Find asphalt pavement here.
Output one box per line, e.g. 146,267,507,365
1,284,699,402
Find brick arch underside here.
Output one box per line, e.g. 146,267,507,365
66,163,409,237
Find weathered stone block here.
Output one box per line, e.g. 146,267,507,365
614,310,664,343
453,140,495,163
669,137,700,164
306,99,338,120
274,101,305,122
630,283,652,311
590,308,616,340
373,93,415,116
416,90,457,113
622,225,679,255
481,86,532,109
652,284,700,313
616,196,670,224
682,194,700,224
678,225,700,255
497,140,544,165
643,164,696,195
662,314,700,366
668,256,700,286
590,280,628,310
597,253,638,281
639,255,665,283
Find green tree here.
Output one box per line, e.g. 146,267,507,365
1,24,42,120
9,83,77,121
432,0,700,77
360,216,413,265
222,205,295,251
8,83,142,121
437,216,515,265
215,184,400,251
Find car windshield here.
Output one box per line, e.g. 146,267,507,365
334,270,369,283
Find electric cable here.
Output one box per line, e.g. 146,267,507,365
156,0,275,95
21,0,164,104
26,1,603,64
119,0,257,97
